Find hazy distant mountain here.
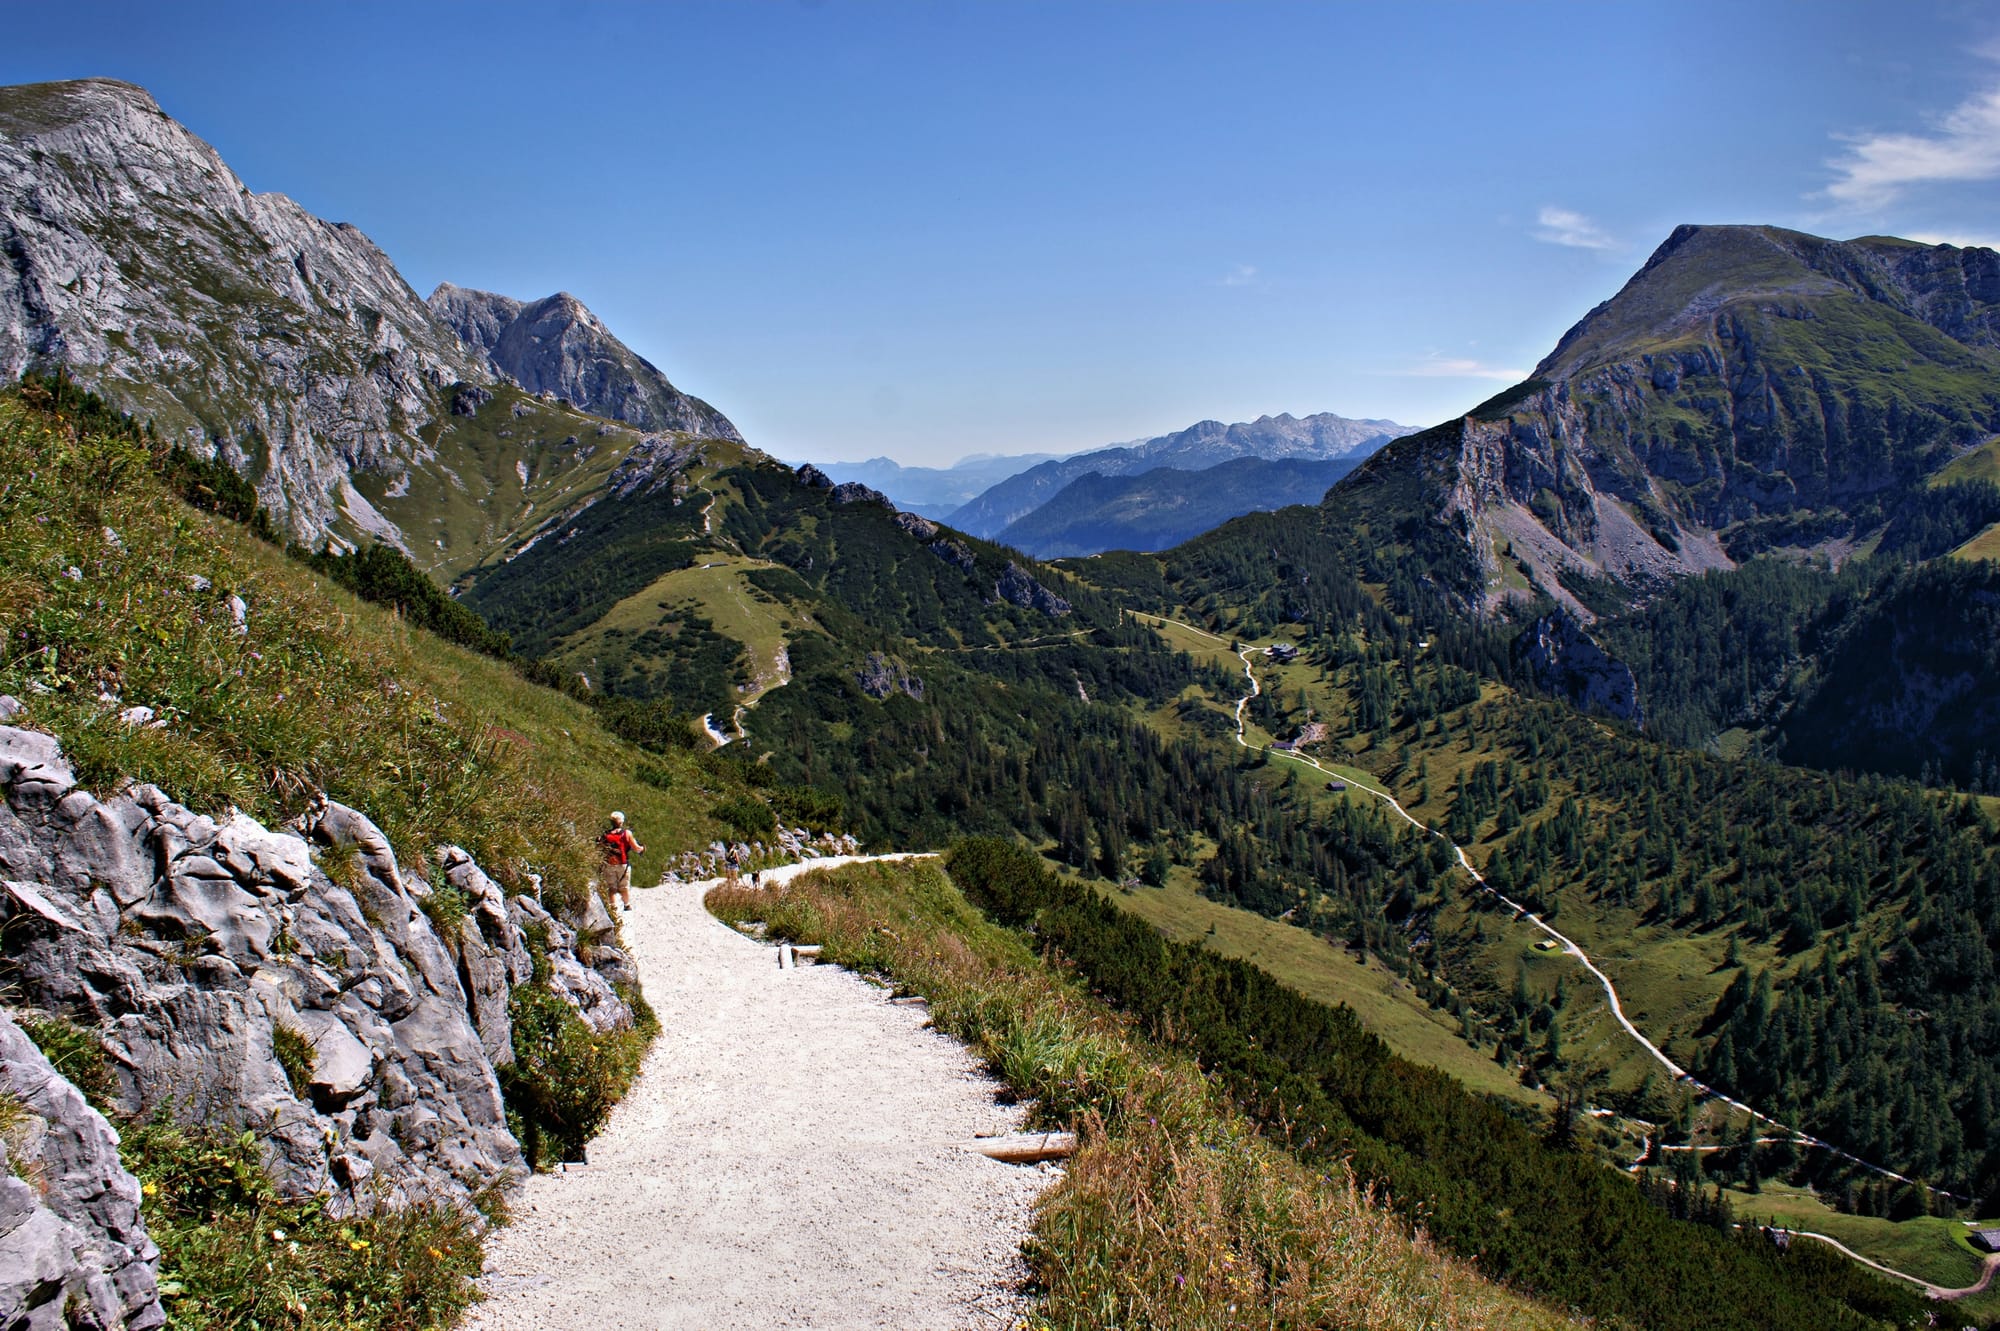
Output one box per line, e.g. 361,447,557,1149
429,283,740,441
949,411,1415,539
811,452,1066,520
996,455,1365,557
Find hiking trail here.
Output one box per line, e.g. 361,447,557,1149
469,853,1045,1330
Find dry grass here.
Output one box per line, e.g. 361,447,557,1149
707,862,1581,1331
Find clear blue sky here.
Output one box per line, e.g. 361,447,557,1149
8,2,2000,464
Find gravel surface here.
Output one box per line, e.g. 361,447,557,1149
469,855,1046,1330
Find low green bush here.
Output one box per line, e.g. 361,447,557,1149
125,1122,482,1331
17,1012,117,1113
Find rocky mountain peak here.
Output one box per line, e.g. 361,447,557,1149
0,78,490,546
426,283,742,441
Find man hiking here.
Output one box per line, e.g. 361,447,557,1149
601,811,644,912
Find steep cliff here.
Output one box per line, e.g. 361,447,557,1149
0,79,490,546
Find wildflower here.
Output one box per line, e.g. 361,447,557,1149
428,1246,444,1260
141,1181,158,1196
349,1238,369,1251
271,1229,286,1241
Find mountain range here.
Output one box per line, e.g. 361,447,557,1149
947,409,1416,538
810,451,1070,519
8,74,2000,1331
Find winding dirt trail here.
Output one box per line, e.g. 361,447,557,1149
469,854,1045,1330
1136,612,1958,1203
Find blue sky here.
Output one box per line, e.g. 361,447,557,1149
8,2,2000,464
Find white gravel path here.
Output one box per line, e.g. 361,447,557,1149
468,854,1046,1331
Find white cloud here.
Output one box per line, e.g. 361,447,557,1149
1392,353,1529,382
1532,206,1617,251
1825,81,2000,208
1905,230,2000,251
1219,263,1260,287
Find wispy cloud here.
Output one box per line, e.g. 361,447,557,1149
1392,353,1529,382
1825,79,2000,208
1532,206,1617,251
1218,263,1260,287
1906,230,2000,251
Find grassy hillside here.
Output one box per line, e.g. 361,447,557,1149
710,856,1585,1331
0,380,786,1329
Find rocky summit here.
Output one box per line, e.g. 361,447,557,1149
0,79,488,546
1328,224,2000,618
428,284,740,441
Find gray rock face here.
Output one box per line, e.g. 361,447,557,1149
0,1009,163,1331
0,79,491,547
854,653,923,703
428,284,740,442
0,723,631,1228
1512,609,1643,725
993,562,1073,618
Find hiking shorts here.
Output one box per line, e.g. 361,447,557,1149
602,862,632,897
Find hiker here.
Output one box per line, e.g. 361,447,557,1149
725,846,742,886
601,811,644,911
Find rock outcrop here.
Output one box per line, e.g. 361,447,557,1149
855,654,923,702
1512,610,1643,725
993,562,1073,618
0,1010,162,1331
0,79,489,547
0,719,632,1233
428,284,740,441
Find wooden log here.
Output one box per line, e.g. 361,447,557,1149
959,1131,1077,1164
793,944,823,957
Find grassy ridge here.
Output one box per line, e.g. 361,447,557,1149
706,859,1578,1331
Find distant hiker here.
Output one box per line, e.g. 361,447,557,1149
750,869,762,889
601,811,644,911
725,847,742,886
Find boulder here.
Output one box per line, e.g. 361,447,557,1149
0,724,633,1221
0,1009,163,1330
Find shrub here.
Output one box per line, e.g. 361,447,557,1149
272,1024,316,1101
17,1012,117,1113
595,696,697,753
125,1121,482,1331
501,984,626,1167
710,793,777,839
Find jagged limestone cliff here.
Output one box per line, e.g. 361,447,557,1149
0,79,490,547
0,714,639,1326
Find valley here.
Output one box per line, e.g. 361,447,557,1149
6,62,2000,1331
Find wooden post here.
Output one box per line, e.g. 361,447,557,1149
778,943,795,969
959,1131,1077,1164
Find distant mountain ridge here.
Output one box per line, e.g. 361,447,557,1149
949,411,1416,538
809,451,1067,519
428,283,740,441
997,455,1365,557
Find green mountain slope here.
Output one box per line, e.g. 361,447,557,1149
1324,225,2000,619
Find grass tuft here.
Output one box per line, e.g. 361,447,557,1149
707,861,1575,1331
